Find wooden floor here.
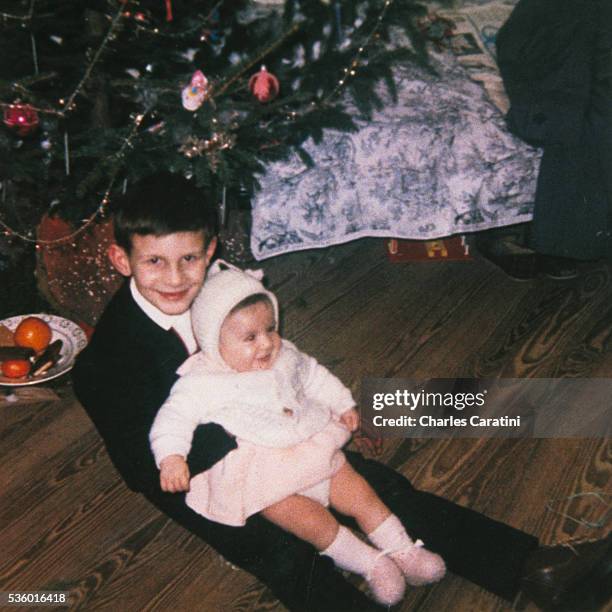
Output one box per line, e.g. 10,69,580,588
1,238,611,612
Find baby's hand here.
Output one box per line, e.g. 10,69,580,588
159,454,190,493
340,408,360,432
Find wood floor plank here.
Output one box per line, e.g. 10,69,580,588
1,238,610,611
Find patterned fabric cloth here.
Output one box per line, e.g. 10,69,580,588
251,49,541,260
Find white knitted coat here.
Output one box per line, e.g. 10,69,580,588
150,339,355,466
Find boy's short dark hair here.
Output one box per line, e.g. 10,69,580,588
112,172,218,252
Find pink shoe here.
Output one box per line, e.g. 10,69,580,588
387,540,446,587
366,552,406,605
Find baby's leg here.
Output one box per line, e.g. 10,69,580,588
329,461,391,534
262,495,405,605
261,493,338,550
330,463,446,586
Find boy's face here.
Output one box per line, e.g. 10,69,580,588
109,230,216,315
219,301,281,372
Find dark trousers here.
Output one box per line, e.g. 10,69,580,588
146,452,537,611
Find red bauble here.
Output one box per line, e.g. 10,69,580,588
249,66,280,103
3,103,39,137
164,0,173,21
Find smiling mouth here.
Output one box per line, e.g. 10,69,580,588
159,289,190,300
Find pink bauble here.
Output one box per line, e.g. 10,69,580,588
249,66,280,103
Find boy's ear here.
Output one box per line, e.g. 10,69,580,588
205,236,217,266
108,243,132,277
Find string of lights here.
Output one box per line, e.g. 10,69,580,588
1,111,146,245
125,0,224,39
0,0,35,21
1,0,397,247
281,0,395,125
320,0,395,106
59,4,126,116
212,22,302,101
0,3,125,118
0,1,129,244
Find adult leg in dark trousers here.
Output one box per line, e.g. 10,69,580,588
147,451,538,611
346,452,537,601
147,489,382,612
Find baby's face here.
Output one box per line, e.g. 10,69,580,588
219,301,281,372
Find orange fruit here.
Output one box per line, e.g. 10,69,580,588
1,359,31,378
14,316,52,353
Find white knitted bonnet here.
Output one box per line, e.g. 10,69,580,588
191,259,279,364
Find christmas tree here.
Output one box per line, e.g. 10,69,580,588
0,0,437,318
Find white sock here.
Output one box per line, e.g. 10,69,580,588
321,526,405,605
368,514,415,550
368,514,446,586
320,525,383,575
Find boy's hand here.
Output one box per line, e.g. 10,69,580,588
352,411,384,457
340,408,360,432
159,454,190,493
352,425,384,457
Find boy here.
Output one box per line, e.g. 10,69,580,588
73,173,609,611
150,261,445,606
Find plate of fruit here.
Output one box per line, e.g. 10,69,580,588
0,314,88,386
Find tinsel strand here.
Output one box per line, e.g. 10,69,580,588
0,0,35,21
0,112,147,245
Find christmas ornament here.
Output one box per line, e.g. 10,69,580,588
179,132,236,170
147,121,165,135
3,103,39,137
164,0,173,21
181,70,209,111
200,27,223,46
121,0,167,22
200,8,223,47
249,66,280,103
122,8,148,22
179,136,210,158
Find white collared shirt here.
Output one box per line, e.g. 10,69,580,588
130,278,198,355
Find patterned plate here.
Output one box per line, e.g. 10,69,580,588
0,314,88,386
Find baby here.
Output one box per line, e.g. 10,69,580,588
150,260,445,605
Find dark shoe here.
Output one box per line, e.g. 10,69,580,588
538,255,579,280
520,534,612,610
480,251,538,281
561,544,612,611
